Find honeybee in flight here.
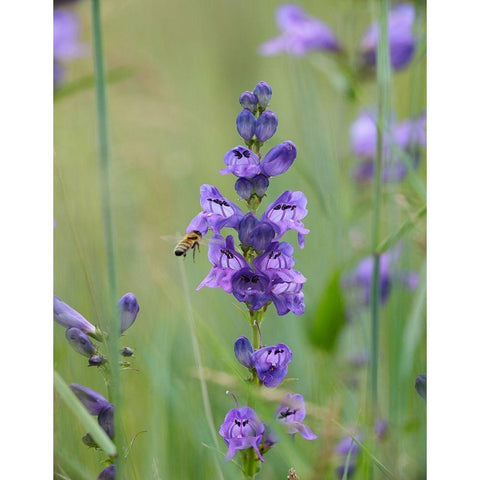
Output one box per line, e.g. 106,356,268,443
174,230,202,260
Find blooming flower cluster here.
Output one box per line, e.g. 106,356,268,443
54,0,87,88
179,82,316,473
350,110,426,183
260,3,420,73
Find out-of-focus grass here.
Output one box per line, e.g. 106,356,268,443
54,1,426,479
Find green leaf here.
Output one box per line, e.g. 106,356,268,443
307,270,347,352
54,371,117,457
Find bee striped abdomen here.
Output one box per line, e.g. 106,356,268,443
174,231,202,259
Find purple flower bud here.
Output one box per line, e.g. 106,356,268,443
251,174,269,197
221,146,261,179
415,374,426,399
260,141,297,177
335,435,362,456
375,418,389,440
236,109,257,141
219,406,265,462
65,328,96,357
231,268,271,311
118,293,139,333
253,81,272,108
97,465,115,480
253,343,292,388
89,355,106,366
98,404,114,439
250,222,276,251
69,384,110,416
235,177,253,200
234,336,254,368
54,296,96,335
239,213,259,246
121,347,134,357
239,91,258,112
255,110,278,142
276,393,317,440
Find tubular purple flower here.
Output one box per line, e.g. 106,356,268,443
199,184,244,232
261,190,309,248
251,174,269,197
259,4,341,57
270,270,306,316
69,384,110,416
236,109,257,141
65,328,96,357
118,293,139,333
253,343,292,387
234,336,254,369
197,235,248,293
260,141,297,177
98,404,114,439
276,393,317,440
219,406,265,462
231,267,271,311
253,81,272,108
239,91,258,113
255,110,278,142
97,465,115,480
352,159,408,184
350,111,377,159
360,3,416,71
221,147,261,179
235,177,253,200
239,213,275,251
186,211,209,236
253,241,296,272
54,8,86,61
54,296,96,335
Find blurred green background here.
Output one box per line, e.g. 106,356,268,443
54,1,426,479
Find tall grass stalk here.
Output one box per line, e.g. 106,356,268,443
90,0,123,475
370,0,391,474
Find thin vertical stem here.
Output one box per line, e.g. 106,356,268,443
90,0,123,475
370,0,391,443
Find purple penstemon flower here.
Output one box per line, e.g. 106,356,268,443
65,328,96,357
197,235,248,293
359,3,417,71
54,296,97,335
185,211,209,236
221,146,261,179
261,190,309,248
260,141,297,177
253,343,292,387
199,184,244,233
231,267,272,311
276,393,317,440
219,406,265,462
234,336,255,369
118,292,139,333
236,110,257,141
238,213,276,251
269,269,306,316
259,4,341,57
69,384,110,416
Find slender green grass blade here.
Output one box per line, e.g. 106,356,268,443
54,371,116,457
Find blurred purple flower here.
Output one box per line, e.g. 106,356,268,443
253,343,292,387
335,435,362,456
197,235,248,293
260,141,297,178
415,373,426,399
234,336,255,369
219,406,265,462
375,418,389,440
69,384,110,416
261,190,309,248
276,393,317,440
97,465,115,480
65,327,96,357
118,292,139,333
259,4,341,57
336,464,356,479
54,296,96,335
360,3,417,71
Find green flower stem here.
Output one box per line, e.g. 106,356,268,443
243,448,258,479
90,0,123,476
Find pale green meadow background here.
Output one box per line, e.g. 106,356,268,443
54,0,426,478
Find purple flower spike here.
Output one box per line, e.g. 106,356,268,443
98,404,114,439
236,109,257,141
97,465,115,480
186,211,209,236
251,174,269,197
253,82,272,108
219,406,265,462
220,148,261,180
118,293,139,333
197,235,248,293
65,328,96,357
262,190,309,248
199,185,244,232
239,91,258,112
253,343,292,388
69,384,110,416
234,336,254,369
231,268,271,311
360,3,416,71
259,4,341,57
276,393,317,440
54,296,96,335
260,141,297,177
255,110,278,142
